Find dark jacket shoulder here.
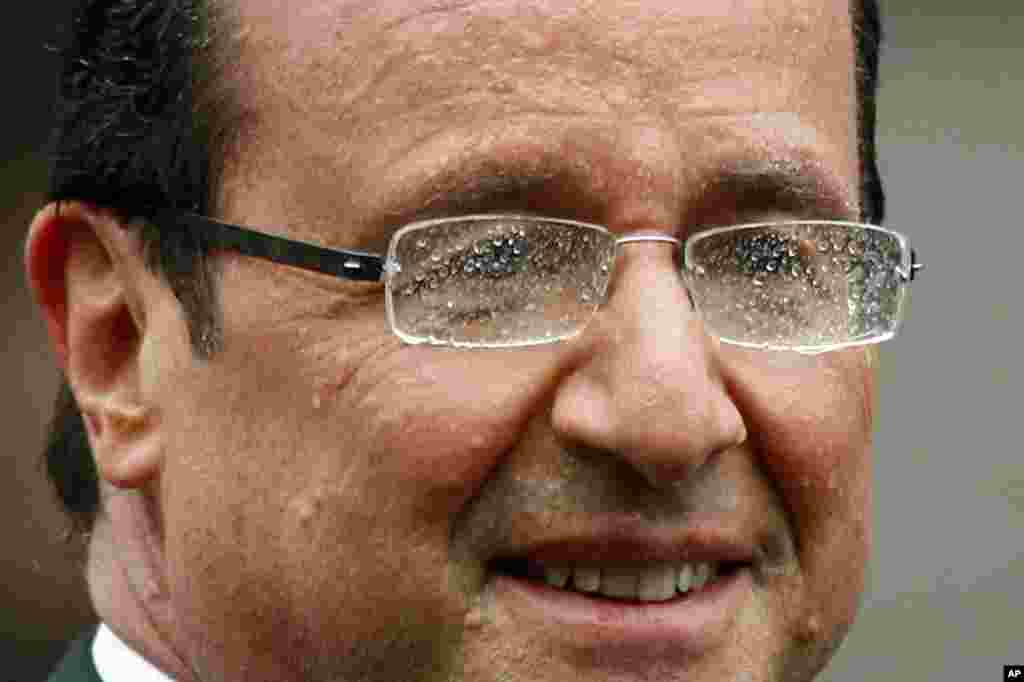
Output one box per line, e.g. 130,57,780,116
46,628,102,682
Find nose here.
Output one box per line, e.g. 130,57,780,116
550,241,747,488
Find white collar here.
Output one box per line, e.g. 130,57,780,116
92,624,175,682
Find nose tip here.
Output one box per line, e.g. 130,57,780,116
551,366,747,487
550,244,747,488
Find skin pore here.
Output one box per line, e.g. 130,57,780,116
29,1,873,680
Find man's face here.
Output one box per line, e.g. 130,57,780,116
148,1,872,680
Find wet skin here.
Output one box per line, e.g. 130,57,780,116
37,1,874,680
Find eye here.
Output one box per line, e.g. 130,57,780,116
732,230,802,276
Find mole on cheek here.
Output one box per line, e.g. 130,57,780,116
795,614,821,645
288,492,324,533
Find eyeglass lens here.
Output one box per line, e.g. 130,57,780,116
386,217,618,347
385,217,908,350
686,223,907,352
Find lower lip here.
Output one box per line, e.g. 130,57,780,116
491,567,753,653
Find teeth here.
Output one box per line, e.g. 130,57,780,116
637,563,678,602
599,566,639,599
572,564,601,593
677,563,694,593
543,563,570,589
536,561,727,601
691,562,713,590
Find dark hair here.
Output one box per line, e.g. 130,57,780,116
854,0,885,226
42,0,885,534
45,0,236,532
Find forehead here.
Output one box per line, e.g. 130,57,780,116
219,0,857,244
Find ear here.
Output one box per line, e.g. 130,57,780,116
26,202,163,489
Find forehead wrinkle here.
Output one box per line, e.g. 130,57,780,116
224,0,856,245
235,0,833,133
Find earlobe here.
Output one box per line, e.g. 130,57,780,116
26,202,163,489
85,402,164,488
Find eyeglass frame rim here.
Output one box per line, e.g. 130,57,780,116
159,211,920,285
156,211,920,352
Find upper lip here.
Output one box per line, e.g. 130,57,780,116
486,516,758,567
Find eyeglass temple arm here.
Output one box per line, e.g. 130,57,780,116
158,212,386,282
902,249,924,283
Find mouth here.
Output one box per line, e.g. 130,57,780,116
482,545,757,653
489,556,748,603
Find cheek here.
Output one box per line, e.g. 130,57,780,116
152,268,581,675
155,332,491,675
326,344,564,520
719,347,872,511
719,348,873,629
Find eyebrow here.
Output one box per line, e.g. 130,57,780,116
693,157,857,226
371,157,602,232
363,143,857,240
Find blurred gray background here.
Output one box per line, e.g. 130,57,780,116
3,2,1020,680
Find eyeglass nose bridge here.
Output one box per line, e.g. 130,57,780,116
601,233,692,310
614,234,682,247
608,234,686,283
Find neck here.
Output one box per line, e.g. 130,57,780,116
88,487,196,682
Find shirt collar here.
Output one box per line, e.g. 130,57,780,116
92,624,175,682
